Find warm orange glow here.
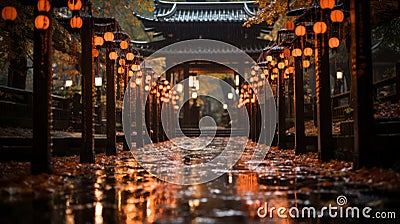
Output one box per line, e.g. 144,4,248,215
109,51,117,60
35,15,50,30
286,21,295,31
118,67,125,74
104,32,114,42
330,10,344,23
283,49,291,58
93,49,99,58
2,6,17,21
94,36,104,47
68,0,82,11
303,60,310,68
37,0,51,12
126,52,135,61
278,62,285,69
292,48,302,57
120,40,129,50
313,21,327,34
119,58,126,66
70,16,82,29
295,25,306,36
329,37,340,48
303,47,313,56
320,0,335,9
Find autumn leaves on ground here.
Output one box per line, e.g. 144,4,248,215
1,141,400,199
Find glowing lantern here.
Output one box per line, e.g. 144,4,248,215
283,49,291,58
303,47,313,56
278,62,285,70
109,51,117,60
303,60,310,68
117,67,125,74
272,68,279,74
2,6,17,21
288,66,295,74
330,10,344,23
92,49,99,58
94,36,104,47
70,16,82,29
104,32,114,42
295,25,306,36
120,40,129,50
292,48,302,57
119,58,126,66
313,21,327,34
286,21,295,31
329,37,340,48
37,0,51,12
68,0,82,11
35,15,50,30
126,52,135,61
266,55,273,62
320,0,335,9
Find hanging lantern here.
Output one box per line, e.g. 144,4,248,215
313,21,327,34
94,36,104,47
266,55,273,62
283,49,291,58
128,70,134,77
278,62,285,70
92,49,99,58
303,47,313,56
68,0,82,11
120,40,129,50
37,0,51,12
271,60,277,66
272,68,279,74
303,60,310,68
286,21,295,31
119,58,126,66
35,15,50,30
329,37,340,48
295,25,306,36
292,48,302,57
2,6,17,21
126,52,135,61
118,67,125,74
104,32,114,42
320,0,335,9
109,51,117,60
288,66,295,74
330,10,344,23
70,15,82,29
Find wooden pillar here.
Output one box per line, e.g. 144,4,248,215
278,68,286,149
350,0,374,168
32,2,53,174
80,15,95,163
315,25,334,161
136,77,144,148
106,48,117,155
182,63,190,128
294,55,306,154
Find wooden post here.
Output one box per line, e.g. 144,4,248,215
278,68,286,149
106,48,117,155
294,55,306,154
80,15,95,163
136,78,144,148
32,2,53,174
350,0,374,168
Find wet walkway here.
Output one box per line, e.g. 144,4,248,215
0,137,399,223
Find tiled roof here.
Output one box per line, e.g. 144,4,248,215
135,0,258,23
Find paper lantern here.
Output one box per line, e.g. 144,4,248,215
283,49,291,58
330,10,344,23
292,48,302,57
70,16,82,29
109,51,117,60
94,36,104,47
329,37,340,48
278,62,285,69
266,55,273,62
37,0,51,12
295,25,306,36
92,49,99,58
119,58,126,66
313,21,327,34
286,21,295,31
303,60,310,68
320,0,335,9
104,32,114,42
288,66,295,74
118,67,125,74
35,15,50,30
120,40,129,50
68,0,82,11
303,47,313,56
2,6,17,21
126,52,135,61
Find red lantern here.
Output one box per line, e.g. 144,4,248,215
303,47,313,56
303,60,310,68
104,32,114,42
330,10,344,23
295,25,306,36
1,6,17,21
94,36,104,47
283,49,291,58
37,0,51,12
292,48,302,57
320,0,335,9
126,52,135,61
92,49,99,58
313,21,327,34
120,40,129,50
109,51,117,60
286,21,295,31
68,0,82,11
35,15,50,30
70,16,82,29
329,37,340,48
